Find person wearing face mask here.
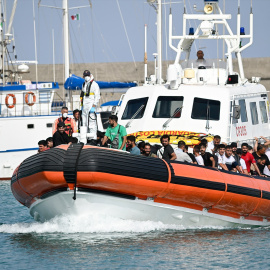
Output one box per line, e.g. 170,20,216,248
53,106,76,136
80,70,100,140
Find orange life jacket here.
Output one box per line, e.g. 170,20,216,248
58,117,73,136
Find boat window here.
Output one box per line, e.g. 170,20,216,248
191,98,220,121
230,101,238,124
122,97,148,120
238,99,248,122
46,123,53,128
259,101,268,124
27,124,34,129
250,102,259,125
152,96,184,118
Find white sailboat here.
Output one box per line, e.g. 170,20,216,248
0,0,135,180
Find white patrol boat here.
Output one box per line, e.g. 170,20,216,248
114,0,269,146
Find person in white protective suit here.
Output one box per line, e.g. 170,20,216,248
80,70,100,140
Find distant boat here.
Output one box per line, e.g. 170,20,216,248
0,0,136,180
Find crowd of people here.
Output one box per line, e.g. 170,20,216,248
153,134,270,177
37,109,270,178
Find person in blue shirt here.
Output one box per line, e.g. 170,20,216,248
127,135,141,155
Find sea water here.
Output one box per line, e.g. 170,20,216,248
1,180,270,270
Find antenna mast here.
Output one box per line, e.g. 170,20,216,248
63,0,69,80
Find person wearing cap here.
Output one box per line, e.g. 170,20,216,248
53,122,70,147
80,70,100,140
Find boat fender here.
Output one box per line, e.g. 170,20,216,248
63,143,84,200
25,92,36,106
5,93,16,109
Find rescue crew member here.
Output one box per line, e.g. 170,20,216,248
195,50,207,68
80,70,100,140
53,106,76,137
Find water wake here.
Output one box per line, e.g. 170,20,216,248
0,213,186,234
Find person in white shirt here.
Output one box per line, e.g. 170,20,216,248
206,135,221,154
193,145,204,166
175,141,192,163
223,145,241,173
216,144,228,171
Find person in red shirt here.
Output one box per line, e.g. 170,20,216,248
241,143,261,176
38,140,48,153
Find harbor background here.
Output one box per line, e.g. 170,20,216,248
27,57,270,103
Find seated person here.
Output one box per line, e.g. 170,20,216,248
53,122,70,147
184,145,197,164
38,140,48,153
174,141,192,163
157,135,177,160
200,143,215,167
216,144,228,171
207,135,221,154
138,141,146,154
141,143,157,158
223,145,241,173
256,157,269,177
193,145,204,166
46,137,54,149
126,135,140,155
252,144,270,175
236,148,248,175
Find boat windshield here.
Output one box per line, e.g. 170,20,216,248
122,97,148,120
181,59,226,69
153,96,184,118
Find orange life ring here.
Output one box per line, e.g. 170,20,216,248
5,94,16,109
25,92,36,106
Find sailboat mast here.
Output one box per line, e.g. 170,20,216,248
63,0,69,80
0,0,4,84
157,0,162,84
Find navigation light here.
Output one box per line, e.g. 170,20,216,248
189,27,194,35
240,27,245,35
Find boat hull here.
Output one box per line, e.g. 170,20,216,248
11,144,270,227
30,190,269,227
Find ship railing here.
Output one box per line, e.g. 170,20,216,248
181,59,226,70
0,90,61,117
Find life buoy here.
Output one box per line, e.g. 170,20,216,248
25,92,36,106
5,94,16,109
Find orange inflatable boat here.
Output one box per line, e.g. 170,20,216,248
11,144,270,227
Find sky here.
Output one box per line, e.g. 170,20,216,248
5,0,270,65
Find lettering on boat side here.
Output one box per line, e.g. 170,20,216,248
236,126,247,137
129,130,208,137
